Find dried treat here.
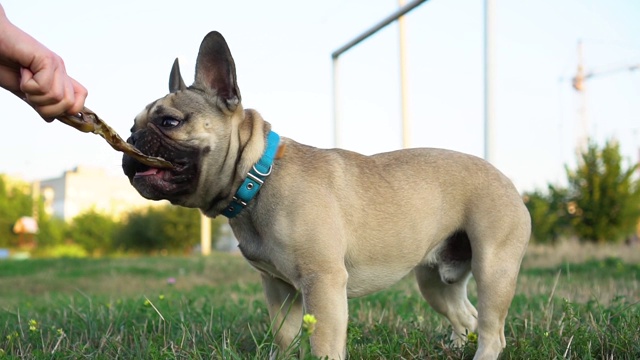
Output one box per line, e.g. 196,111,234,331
56,108,174,169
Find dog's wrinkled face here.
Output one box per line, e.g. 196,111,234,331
122,31,242,208
122,96,209,202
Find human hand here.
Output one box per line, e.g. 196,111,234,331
0,5,88,120
18,53,88,120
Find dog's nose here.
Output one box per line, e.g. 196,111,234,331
127,132,139,145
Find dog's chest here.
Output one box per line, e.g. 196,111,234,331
246,259,290,283
239,244,291,284
235,230,295,285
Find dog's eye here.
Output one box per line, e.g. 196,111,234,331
160,117,180,128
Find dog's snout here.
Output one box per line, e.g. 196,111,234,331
127,132,139,145
127,130,149,147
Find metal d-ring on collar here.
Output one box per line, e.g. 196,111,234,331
222,131,280,218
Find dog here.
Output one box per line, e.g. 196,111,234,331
122,31,531,360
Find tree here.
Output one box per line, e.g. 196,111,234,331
524,185,570,243
67,209,118,256
35,212,67,247
566,140,640,243
0,175,34,247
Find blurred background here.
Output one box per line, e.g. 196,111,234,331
0,0,638,256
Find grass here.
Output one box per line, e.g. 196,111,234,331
0,244,639,359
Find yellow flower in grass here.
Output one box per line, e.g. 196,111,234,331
302,314,317,335
467,331,478,344
28,319,38,332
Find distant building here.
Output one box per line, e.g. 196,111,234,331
39,166,163,222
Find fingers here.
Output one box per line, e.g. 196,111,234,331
19,52,61,97
69,78,88,114
19,53,88,119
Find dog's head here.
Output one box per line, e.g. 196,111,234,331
122,31,259,211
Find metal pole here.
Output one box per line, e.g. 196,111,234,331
398,0,410,149
331,0,429,59
200,213,211,256
332,56,341,148
31,181,40,222
484,0,495,164
575,39,588,154
331,0,428,148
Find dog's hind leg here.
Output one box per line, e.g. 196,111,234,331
260,274,303,359
468,214,530,360
414,264,478,346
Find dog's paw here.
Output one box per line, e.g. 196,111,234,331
450,333,468,348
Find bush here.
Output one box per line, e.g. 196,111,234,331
34,243,89,258
67,210,118,256
36,215,67,247
115,205,219,254
0,176,33,248
524,185,570,243
525,139,640,243
566,140,640,243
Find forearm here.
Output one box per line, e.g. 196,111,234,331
0,4,14,63
0,5,44,69
0,4,17,61
0,4,22,94
0,4,6,26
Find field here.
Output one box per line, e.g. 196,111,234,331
1,242,639,359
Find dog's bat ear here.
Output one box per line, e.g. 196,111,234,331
194,31,241,113
169,58,187,93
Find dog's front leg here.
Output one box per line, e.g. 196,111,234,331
301,268,349,360
261,273,303,359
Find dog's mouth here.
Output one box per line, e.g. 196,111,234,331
132,166,178,197
122,130,201,201
126,158,198,200
135,166,172,179
134,166,175,186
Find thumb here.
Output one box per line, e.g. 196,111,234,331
19,67,44,95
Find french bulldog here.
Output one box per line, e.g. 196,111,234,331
122,31,531,360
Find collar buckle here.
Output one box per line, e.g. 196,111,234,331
222,131,280,218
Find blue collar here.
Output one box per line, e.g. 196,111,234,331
222,131,280,218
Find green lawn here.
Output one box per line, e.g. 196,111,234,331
1,246,639,359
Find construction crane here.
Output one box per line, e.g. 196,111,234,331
571,39,639,153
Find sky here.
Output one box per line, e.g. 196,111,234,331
1,0,639,193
